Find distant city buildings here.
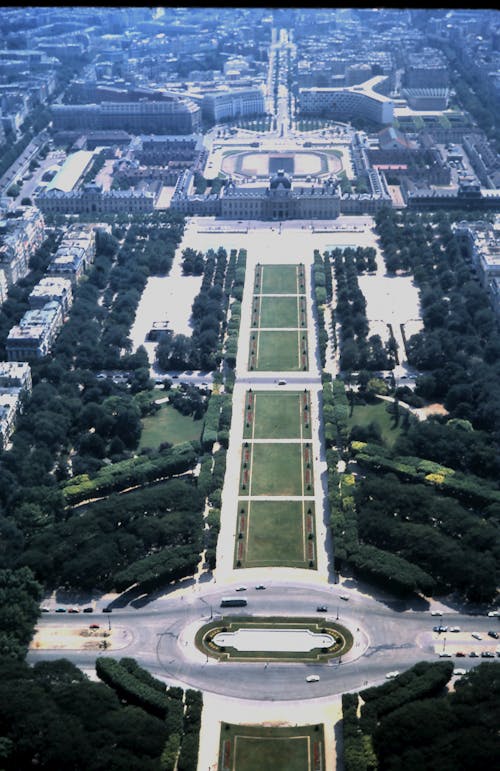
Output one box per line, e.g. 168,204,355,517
201,88,266,124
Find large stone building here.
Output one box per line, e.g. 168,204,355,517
35,184,155,216
52,92,201,135
201,88,266,124
171,168,390,219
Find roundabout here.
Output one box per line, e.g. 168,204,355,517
196,616,353,662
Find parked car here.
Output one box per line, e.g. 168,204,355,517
431,611,443,616
68,608,79,613
89,624,100,629
487,630,499,639
83,607,94,613
453,669,466,676
469,651,479,657
433,626,448,633
255,585,266,590
439,652,452,657
55,608,66,613
102,607,112,613
306,675,320,682
316,605,328,612
471,632,482,640
449,627,461,632
235,586,247,592
339,595,349,601
385,671,399,679
455,652,466,657
481,651,495,658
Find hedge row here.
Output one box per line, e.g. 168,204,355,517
313,251,328,367
201,394,223,451
177,690,203,771
62,442,198,505
342,693,372,771
351,441,500,507
95,657,170,718
113,542,201,593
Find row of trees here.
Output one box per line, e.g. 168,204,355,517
331,246,395,372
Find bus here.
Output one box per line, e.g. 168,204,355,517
220,597,247,607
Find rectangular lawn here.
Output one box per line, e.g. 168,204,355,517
257,264,304,294
255,295,302,328
243,391,312,440
235,500,316,567
219,724,324,771
249,329,307,371
241,443,305,496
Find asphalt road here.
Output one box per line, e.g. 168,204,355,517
28,581,499,701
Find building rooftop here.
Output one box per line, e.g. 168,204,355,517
46,150,94,193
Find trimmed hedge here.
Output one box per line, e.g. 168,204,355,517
113,543,201,593
62,442,198,505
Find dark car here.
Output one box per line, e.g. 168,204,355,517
455,651,466,657
83,607,94,613
481,651,495,658
89,624,100,629
316,605,328,612
469,651,479,657
55,608,66,613
487,630,499,639
433,626,448,633
102,607,112,613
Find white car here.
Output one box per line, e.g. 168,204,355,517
487,611,499,617
449,627,461,632
439,652,452,657
453,669,466,676
471,633,482,640
306,675,320,682
385,671,399,679
431,611,443,616
235,586,247,592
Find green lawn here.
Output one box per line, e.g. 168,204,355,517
249,329,307,371
243,391,312,440
240,443,307,496
139,403,203,449
236,500,313,567
254,295,303,328
219,724,324,771
346,398,403,448
257,264,304,294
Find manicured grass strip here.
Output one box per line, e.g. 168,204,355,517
240,443,305,496
259,295,301,328
235,499,308,567
218,723,325,771
249,329,307,371
257,264,305,294
139,403,203,449
243,390,312,440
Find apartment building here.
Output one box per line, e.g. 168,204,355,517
0,207,45,287
6,301,63,362
29,276,73,315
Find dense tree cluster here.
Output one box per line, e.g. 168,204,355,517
343,662,500,771
21,475,204,592
353,471,498,602
0,656,184,771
